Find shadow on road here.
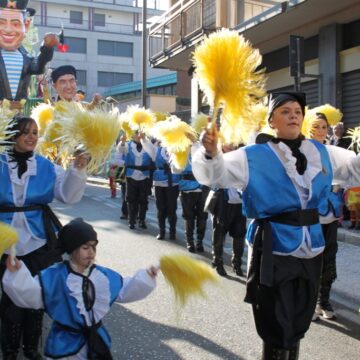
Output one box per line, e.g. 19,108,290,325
105,305,245,360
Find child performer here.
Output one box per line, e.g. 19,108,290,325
2,218,158,360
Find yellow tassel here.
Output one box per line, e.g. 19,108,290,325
159,254,219,306
57,107,122,173
119,112,135,139
151,115,197,152
0,101,18,152
191,113,209,134
0,222,18,257
347,127,360,151
31,102,54,136
154,111,170,122
171,148,191,170
126,105,156,132
193,28,266,123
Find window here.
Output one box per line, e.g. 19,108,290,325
98,72,133,87
56,37,87,54
70,10,83,24
94,13,105,27
77,70,86,86
98,40,133,57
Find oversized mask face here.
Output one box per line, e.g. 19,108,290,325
0,9,30,51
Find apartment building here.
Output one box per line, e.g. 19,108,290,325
149,0,360,128
30,0,171,101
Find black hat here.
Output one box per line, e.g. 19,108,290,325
0,0,35,15
51,65,77,83
267,92,306,121
58,218,98,254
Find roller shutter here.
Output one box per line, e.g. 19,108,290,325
341,69,360,129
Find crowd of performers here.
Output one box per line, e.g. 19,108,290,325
0,7,359,360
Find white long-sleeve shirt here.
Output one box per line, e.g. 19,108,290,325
2,261,156,360
192,141,360,258
4,153,87,256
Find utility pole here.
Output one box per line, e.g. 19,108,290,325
141,0,147,107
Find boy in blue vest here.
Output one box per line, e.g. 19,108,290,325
3,218,158,360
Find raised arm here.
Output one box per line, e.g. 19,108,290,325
117,267,157,303
2,258,44,310
191,126,249,190
326,145,360,186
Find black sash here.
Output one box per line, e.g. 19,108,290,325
0,204,62,252
244,208,319,304
181,173,196,181
55,321,112,360
157,163,173,187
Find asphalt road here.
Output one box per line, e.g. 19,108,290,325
42,183,360,360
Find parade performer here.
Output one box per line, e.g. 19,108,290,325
2,218,158,360
192,92,360,360
118,132,153,230
305,108,349,320
0,115,88,359
141,137,180,240
206,186,246,277
179,157,209,253
0,0,57,108
51,65,102,107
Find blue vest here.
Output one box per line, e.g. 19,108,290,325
0,154,56,239
39,262,122,358
125,142,152,177
153,147,180,185
243,140,332,253
319,189,343,218
179,161,201,191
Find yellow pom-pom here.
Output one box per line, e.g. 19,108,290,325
171,148,190,170
127,105,156,131
0,222,18,257
191,113,209,134
193,28,266,122
154,111,170,122
31,103,54,136
151,115,197,152
160,254,219,306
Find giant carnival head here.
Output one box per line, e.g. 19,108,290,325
0,0,35,51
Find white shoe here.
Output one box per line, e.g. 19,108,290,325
312,312,320,322
317,303,336,320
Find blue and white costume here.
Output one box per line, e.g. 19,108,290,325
2,261,156,359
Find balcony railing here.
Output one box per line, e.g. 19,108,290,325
148,0,308,63
33,15,135,35
149,0,215,60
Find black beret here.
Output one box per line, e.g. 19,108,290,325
51,65,77,83
58,218,98,254
268,92,306,121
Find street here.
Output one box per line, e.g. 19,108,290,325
47,182,360,360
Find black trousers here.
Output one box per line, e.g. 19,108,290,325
0,245,59,357
321,221,338,283
251,254,322,349
181,188,209,221
155,185,179,221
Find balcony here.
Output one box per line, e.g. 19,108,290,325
33,15,135,35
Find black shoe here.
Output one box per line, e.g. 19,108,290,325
187,244,195,253
196,244,204,252
24,351,43,360
169,233,176,240
129,223,135,229
348,223,356,229
214,264,227,277
120,214,128,220
139,221,147,229
232,264,244,277
156,233,165,240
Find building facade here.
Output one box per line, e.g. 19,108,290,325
30,0,172,101
149,0,360,128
